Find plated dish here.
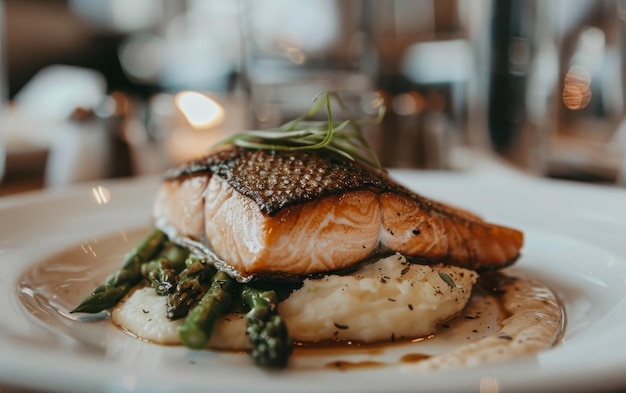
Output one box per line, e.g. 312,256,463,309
65,92,542,372
2,169,626,393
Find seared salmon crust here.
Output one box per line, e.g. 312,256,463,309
154,146,523,281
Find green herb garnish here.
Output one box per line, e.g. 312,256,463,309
215,91,385,169
438,272,456,288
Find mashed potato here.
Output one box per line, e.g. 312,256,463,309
112,254,477,349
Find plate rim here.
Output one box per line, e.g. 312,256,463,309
2,172,626,393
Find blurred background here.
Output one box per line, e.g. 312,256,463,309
1,0,625,196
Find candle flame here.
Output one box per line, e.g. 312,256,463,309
175,91,225,129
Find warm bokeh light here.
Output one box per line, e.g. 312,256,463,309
286,47,306,65
91,186,111,205
562,66,592,110
175,91,225,129
392,91,425,116
80,242,98,258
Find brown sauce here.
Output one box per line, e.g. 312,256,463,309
325,360,388,370
298,341,432,369
400,353,431,363
291,337,432,359
17,228,564,372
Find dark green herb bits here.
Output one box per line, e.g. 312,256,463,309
438,271,456,288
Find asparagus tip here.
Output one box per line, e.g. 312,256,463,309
69,301,105,314
179,325,210,350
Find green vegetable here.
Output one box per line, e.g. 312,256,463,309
178,271,237,349
73,228,296,368
141,242,190,296
166,257,216,320
215,91,385,169
71,228,167,313
241,286,292,368
153,241,189,272
146,260,178,296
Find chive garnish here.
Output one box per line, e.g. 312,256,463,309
215,91,385,170
438,272,456,288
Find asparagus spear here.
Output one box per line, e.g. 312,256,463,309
140,242,190,296
147,260,178,296
140,241,189,278
71,228,167,313
178,271,237,349
241,287,292,368
166,257,216,320
156,242,189,272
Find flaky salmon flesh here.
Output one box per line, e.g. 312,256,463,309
153,146,523,282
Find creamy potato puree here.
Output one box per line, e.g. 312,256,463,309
112,254,477,347
279,255,477,343
112,287,251,349
112,254,563,370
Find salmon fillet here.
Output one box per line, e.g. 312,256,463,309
153,146,523,282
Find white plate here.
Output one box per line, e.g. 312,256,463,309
1,171,626,393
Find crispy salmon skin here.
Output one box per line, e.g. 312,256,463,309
153,146,523,282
